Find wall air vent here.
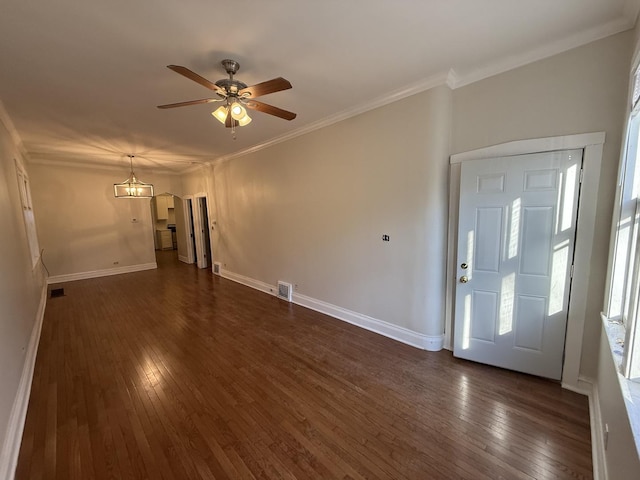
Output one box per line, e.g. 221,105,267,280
50,287,65,298
277,281,293,302
213,262,221,275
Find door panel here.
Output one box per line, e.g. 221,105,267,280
471,290,498,342
453,149,582,380
520,206,553,276
475,207,503,272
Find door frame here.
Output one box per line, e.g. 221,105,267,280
192,192,212,269
183,195,196,264
446,132,605,390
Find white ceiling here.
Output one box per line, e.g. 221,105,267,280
0,0,638,173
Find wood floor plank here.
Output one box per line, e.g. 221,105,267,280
15,251,593,479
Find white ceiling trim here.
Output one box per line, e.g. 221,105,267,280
28,156,182,175
0,99,28,160
452,14,636,89
211,70,452,165
27,150,209,173
210,12,636,167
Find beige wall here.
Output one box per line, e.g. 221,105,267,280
452,31,633,378
182,86,452,338
0,120,46,468
28,162,182,276
181,32,631,351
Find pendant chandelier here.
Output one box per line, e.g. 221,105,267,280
113,155,154,198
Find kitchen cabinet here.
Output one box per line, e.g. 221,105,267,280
154,195,175,221
156,229,173,250
155,196,169,220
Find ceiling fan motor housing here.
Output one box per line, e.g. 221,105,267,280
215,78,248,96
221,59,240,75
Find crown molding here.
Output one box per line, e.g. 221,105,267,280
452,14,635,89
28,155,184,176
209,12,635,166
211,70,452,166
0,100,29,160
27,151,209,175
5,8,638,175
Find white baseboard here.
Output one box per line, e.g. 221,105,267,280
583,377,606,480
562,376,605,480
47,262,157,284
178,255,190,264
293,292,443,351
220,269,276,296
561,378,592,396
220,268,444,352
0,283,47,480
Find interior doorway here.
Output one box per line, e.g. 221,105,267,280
184,193,213,270
185,197,197,264
197,196,212,269
150,193,183,262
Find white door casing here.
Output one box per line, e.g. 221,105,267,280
453,149,582,380
183,195,196,264
192,193,210,269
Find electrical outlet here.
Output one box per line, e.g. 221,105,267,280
382,234,390,241
294,284,299,291
113,261,119,265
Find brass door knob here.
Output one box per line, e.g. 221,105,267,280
459,275,469,283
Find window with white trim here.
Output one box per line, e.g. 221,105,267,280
15,159,40,268
606,65,640,380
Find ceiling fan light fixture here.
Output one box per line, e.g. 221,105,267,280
237,113,252,126
114,155,154,198
212,105,228,124
230,102,246,120
159,60,295,137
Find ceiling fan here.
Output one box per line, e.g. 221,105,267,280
157,59,296,131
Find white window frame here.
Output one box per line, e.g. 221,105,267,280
15,158,41,268
604,64,640,380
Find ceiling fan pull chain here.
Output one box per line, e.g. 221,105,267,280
230,105,237,139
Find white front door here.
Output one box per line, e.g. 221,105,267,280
453,149,582,380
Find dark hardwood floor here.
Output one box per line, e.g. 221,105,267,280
15,250,592,479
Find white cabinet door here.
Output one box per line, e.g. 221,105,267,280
156,230,173,250
155,196,168,220
453,149,582,379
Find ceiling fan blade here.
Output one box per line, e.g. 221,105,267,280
167,65,226,96
157,98,219,109
245,100,297,120
239,77,292,98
